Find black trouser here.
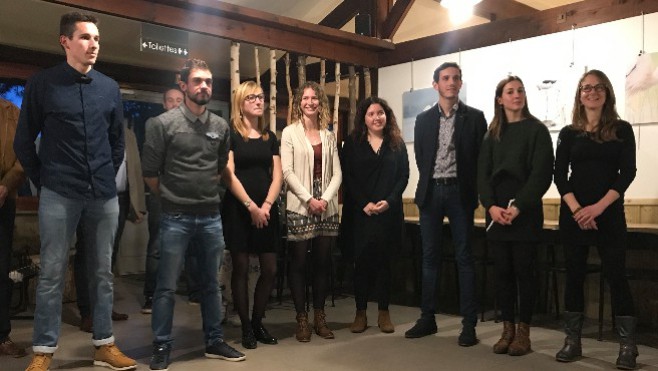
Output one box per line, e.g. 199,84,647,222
0,198,16,341
353,240,391,311
564,242,634,316
490,240,537,324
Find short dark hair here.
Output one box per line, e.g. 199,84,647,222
60,12,98,38
180,59,210,84
433,62,462,83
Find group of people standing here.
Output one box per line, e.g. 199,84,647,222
0,9,640,371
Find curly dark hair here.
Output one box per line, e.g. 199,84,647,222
351,96,404,150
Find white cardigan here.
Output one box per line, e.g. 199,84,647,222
281,121,342,218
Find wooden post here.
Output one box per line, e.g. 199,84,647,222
297,55,306,86
285,53,292,125
333,62,340,130
269,49,277,133
254,47,260,86
230,41,240,108
348,65,356,134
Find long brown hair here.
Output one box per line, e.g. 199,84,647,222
488,75,538,141
570,69,620,142
231,80,268,141
351,96,404,150
290,81,331,129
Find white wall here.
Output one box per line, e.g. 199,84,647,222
379,12,658,200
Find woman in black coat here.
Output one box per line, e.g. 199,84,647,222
340,96,409,334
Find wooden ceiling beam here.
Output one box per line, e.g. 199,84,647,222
474,0,537,22
381,0,415,40
380,0,658,67
319,0,360,29
42,0,393,67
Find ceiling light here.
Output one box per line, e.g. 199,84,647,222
441,0,482,24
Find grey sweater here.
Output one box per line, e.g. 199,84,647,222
142,104,229,213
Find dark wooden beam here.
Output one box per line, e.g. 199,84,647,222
0,44,231,101
42,0,393,67
380,0,658,67
474,0,537,22
319,0,360,29
381,0,415,39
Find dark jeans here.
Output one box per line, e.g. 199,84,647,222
0,198,16,341
489,240,537,324
419,183,477,326
144,194,200,300
74,192,129,317
564,242,634,316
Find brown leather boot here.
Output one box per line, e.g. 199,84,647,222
295,312,311,342
350,310,367,333
508,322,532,356
378,310,395,333
493,321,515,354
313,308,335,339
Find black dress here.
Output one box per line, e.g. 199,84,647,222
554,121,636,245
222,130,279,253
340,135,409,258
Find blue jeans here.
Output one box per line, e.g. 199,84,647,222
143,194,162,299
152,212,224,346
33,187,118,353
419,183,477,326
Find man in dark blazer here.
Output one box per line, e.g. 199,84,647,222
405,62,487,347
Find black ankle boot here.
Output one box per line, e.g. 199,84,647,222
241,323,257,349
615,316,638,370
252,321,278,345
556,311,583,362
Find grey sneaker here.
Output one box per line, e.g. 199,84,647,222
149,343,171,370
205,341,246,362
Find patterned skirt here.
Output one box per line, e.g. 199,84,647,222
287,178,339,241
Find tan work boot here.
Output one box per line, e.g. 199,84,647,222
508,322,532,356
377,310,395,333
313,308,335,339
295,312,311,342
25,353,53,371
93,343,137,370
350,310,367,333
493,321,515,354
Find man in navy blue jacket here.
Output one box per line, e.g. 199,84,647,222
405,62,487,346
14,12,136,371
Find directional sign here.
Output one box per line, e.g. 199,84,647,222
140,23,189,58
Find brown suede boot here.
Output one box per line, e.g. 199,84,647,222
508,322,532,356
350,310,367,333
378,310,395,333
493,321,515,354
313,308,335,339
295,312,311,342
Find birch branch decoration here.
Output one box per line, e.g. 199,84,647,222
285,53,292,125
348,65,356,134
333,62,340,129
364,67,371,98
320,59,326,89
269,49,277,133
254,47,260,87
297,55,306,86
230,41,240,107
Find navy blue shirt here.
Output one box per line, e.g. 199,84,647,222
14,62,124,200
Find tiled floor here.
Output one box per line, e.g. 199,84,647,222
5,275,658,371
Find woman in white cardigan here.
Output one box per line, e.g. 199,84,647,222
281,81,342,342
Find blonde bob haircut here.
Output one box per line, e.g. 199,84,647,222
231,80,269,141
290,81,331,130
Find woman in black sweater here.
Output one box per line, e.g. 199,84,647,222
341,96,409,334
477,76,554,356
554,70,638,369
